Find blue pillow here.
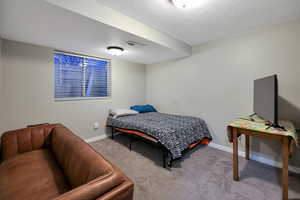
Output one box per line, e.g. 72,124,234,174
130,105,157,113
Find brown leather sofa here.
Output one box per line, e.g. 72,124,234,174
0,124,134,200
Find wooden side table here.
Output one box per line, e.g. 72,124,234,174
228,126,293,200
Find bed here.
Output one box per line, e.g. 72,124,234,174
107,112,212,168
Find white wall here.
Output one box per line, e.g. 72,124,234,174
146,20,300,166
2,40,146,139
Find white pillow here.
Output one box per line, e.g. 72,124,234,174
109,109,138,118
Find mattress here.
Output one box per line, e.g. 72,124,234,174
107,112,212,159
115,127,211,148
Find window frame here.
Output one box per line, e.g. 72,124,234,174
53,50,111,101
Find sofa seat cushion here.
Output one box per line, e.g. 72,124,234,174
0,149,70,200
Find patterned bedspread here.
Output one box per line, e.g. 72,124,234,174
107,112,212,159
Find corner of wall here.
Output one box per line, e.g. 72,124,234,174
142,63,147,104
0,37,3,134
144,63,150,104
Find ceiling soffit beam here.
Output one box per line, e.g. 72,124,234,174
44,0,192,57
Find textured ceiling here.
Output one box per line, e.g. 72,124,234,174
97,0,300,45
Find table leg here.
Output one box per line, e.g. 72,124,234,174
245,135,250,160
233,128,239,181
282,137,289,200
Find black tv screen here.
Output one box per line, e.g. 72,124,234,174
253,75,278,125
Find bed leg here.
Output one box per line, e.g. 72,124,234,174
111,127,114,140
166,152,173,168
163,149,167,168
169,159,173,168
129,138,132,151
163,149,170,168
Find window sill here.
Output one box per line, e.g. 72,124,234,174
54,97,111,101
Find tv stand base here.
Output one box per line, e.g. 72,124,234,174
265,123,287,131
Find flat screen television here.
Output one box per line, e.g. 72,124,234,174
253,75,278,126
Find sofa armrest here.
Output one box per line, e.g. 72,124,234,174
50,126,114,187
96,178,134,200
53,170,133,200
50,126,134,200
1,124,61,161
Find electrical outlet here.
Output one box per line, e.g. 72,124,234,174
93,122,99,130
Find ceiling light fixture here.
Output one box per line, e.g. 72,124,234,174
172,0,190,9
106,46,124,56
172,0,210,9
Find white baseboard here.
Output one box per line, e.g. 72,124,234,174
208,142,300,174
84,134,108,143
208,142,246,157
85,131,122,143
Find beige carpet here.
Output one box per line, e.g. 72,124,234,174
90,135,300,200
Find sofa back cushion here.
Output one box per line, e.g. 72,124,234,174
1,124,60,161
50,126,113,188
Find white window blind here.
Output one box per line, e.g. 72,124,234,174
54,52,111,99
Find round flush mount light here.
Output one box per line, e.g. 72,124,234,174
106,46,124,56
172,0,192,9
172,0,209,9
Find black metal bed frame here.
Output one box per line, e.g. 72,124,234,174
108,126,206,168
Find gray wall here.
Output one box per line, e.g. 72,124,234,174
146,20,300,166
1,40,146,139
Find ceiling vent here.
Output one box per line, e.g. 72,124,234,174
126,41,146,46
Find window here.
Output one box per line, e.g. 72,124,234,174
54,52,111,99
